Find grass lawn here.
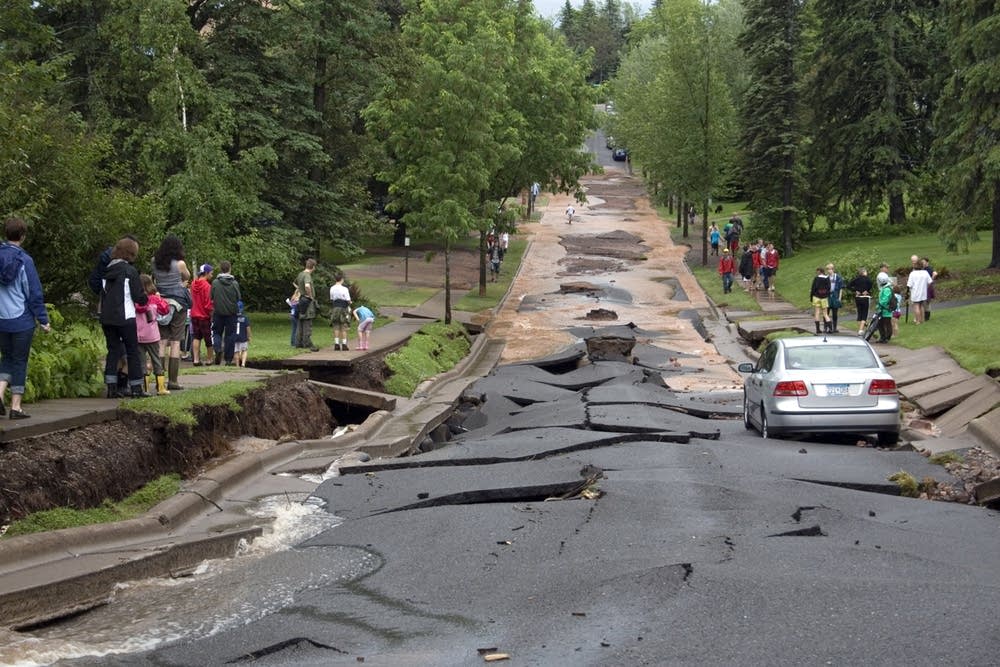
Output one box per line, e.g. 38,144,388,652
454,239,528,312
885,302,1000,375
689,263,761,312
772,231,996,310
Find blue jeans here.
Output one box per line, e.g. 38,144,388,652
290,315,298,346
0,328,36,395
213,314,238,363
722,273,733,293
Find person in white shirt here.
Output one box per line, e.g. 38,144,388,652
565,204,575,224
906,262,932,324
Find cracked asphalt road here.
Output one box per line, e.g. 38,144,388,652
57,166,1000,666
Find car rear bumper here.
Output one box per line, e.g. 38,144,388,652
766,408,900,434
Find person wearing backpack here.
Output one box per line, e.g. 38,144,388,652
875,273,895,343
810,267,832,333
825,263,845,333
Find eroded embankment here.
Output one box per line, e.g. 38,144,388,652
0,376,335,524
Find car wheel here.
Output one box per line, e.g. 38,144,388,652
878,431,899,447
759,404,769,439
743,393,753,430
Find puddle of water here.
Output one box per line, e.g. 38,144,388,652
0,495,365,666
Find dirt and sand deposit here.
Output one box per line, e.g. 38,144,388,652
487,170,740,392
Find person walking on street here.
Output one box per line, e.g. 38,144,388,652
825,263,845,332
709,224,720,256
848,267,873,335
329,272,352,351
100,237,150,398
762,243,780,292
499,231,510,262
353,304,375,351
488,242,501,282
565,204,575,225
189,263,214,366
0,217,51,418
210,260,242,365
810,267,833,333
135,275,170,395
295,259,319,351
718,248,735,294
152,235,191,390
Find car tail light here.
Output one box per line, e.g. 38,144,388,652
773,381,808,396
869,379,897,395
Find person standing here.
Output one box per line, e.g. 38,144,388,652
825,263,845,332
286,287,300,347
810,267,832,333
234,303,251,367
718,248,735,294
135,274,170,395
210,260,242,365
709,224,720,256
0,217,51,418
848,267,873,335
152,235,191,390
488,242,501,282
906,260,932,325
499,231,510,261
738,244,754,288
189,263,214,366
100,237,150,398
295,259,319,351
875,273,895,343
762,243,780,292
565,203,575,225
921,257,937,320
353,303,376,351
329,272,352,351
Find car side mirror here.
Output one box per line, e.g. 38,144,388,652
737,362,755,373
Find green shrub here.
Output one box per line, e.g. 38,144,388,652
829,247,886,286
23,307,105,402
384,322,471,396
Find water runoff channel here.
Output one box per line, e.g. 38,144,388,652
0,432,382,666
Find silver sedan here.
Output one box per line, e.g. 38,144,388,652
738,336,900,446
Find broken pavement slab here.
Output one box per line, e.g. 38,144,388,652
587,404,720,439
311,460,600,520
968,407,1000,456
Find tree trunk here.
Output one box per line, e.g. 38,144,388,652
478,229,487,297
888,191,906,226
782,153,794,258
682,200,689,238
991,179,1000,269
667,193,674,216
701,199,709,266
676,197,682,229
444,241,452,324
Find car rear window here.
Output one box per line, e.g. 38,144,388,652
784,345,879,370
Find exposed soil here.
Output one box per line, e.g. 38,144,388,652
0,380,335,524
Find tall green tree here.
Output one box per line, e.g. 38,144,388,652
366,0,519,323
806,0,939,226
738,0,805,256
932,0,1000,268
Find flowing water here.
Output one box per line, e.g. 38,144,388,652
0,456,368,667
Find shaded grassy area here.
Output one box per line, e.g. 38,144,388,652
454,239,528,312
2,474,182,537
384,322,471,396
773,232,997,310
689,263,761,312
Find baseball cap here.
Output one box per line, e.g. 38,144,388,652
722,248,729,252
199,263,213,275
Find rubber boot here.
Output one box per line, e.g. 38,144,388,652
106,383,120,399
815,321,821,334
156,375,170,396
130,384,153,398
167,357,184,391
824,320,832,333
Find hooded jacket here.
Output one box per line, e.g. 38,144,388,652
0,242,49,333
210,273,242,317
100,259,148,327
190,276,213,320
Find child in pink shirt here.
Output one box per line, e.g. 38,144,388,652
135,275,171,395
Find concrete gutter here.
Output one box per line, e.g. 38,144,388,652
0,329,505,628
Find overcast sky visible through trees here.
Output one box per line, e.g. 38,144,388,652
535,0,653,20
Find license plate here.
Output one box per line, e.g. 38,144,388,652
827,384,849,396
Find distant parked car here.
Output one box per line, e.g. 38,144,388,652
612,147,628,161
738,336,900,445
